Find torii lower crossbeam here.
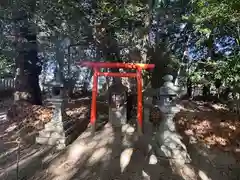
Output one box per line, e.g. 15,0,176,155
77,61,155,135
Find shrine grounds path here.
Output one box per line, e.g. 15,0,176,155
0,98,239,180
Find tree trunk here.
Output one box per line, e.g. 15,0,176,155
202,84,210,100
14,0,42,105
150,44,172,88
187,77,192,98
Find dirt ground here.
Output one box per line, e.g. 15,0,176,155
0,98,239,180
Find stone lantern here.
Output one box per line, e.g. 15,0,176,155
152,74,190,165
36,68,71,150
149,75,179,128
156,75,180,131
156,75,179,107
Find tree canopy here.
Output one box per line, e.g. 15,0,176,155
0,0,239,103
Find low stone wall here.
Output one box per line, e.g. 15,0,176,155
0,78,15,99
0,78,15,91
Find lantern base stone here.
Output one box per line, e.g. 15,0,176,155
36,98,77,150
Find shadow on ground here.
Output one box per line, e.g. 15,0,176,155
26,122,186,180
174,100,240,180
2,98,239,180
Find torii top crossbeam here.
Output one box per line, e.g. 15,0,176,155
78,61,155,69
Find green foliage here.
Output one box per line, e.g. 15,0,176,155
182,0,240,93
188,0,240,26
189,54,240,92
216,55,240,89
0,55,14,78
0,0,239,93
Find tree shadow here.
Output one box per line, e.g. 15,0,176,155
183,139,240,180
42,121,190,180
5,98,236,180
0,101,50,171
174,100,240,180
119,134,186,180
0,98,93,180
66,125,123,180
177,100,240,152
0,146,54,180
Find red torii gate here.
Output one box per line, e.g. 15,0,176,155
77,61,155,135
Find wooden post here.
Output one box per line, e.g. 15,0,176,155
90,67,98,133
137,68,143,135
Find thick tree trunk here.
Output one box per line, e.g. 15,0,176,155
150,45,172,88
14,33,42,105
14,0,42,105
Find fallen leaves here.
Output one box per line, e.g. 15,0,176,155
0,99,93,170
204,135,228,146
6,101,53,131
1,99,109,146
175,100,240,155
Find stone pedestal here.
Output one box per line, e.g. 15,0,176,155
108,80,128,128
109,106,127,127
143,95,152,124
36,98,74,150
154,105,190,164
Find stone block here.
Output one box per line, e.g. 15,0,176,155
36,136,56,146
36,108,77,149
44,122,63,132
109,106,127,127
121,124,137,147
